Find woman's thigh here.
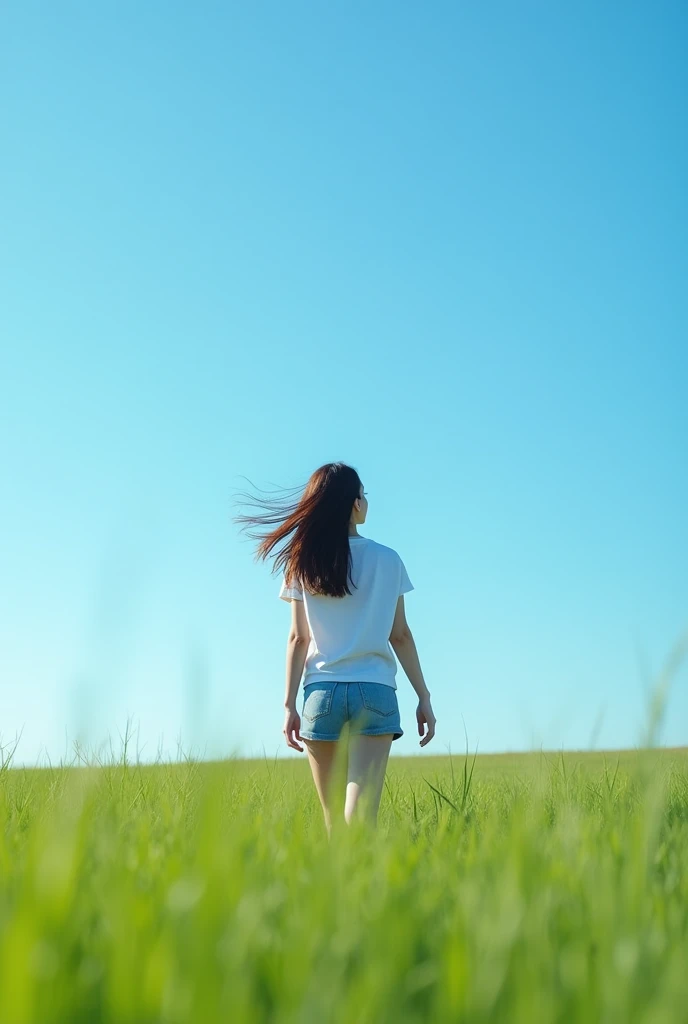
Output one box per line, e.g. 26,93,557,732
345,733,394,819
347,732,393,784
303,738,341,808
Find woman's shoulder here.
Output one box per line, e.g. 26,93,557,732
360,536,402,561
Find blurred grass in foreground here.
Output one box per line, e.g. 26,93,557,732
1,739,687,1023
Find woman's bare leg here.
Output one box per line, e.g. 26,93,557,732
304,738,341,837
345,733,393,827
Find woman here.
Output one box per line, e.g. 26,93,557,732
235,462,436,832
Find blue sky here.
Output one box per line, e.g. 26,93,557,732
1,2,686,767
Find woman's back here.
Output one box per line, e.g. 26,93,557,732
279,534,414,688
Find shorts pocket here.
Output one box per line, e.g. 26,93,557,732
358,682,397,717
302,685,334,721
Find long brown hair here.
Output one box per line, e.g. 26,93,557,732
233,462,363,598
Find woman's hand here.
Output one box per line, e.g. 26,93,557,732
283,706,304,752
416,696,436,747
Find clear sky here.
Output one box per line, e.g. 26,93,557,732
1,2,686,767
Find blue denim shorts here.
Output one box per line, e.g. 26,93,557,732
300,681,404,742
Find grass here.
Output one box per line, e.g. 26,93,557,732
0,732,687,1023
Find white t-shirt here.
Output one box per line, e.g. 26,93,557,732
278,534,414,689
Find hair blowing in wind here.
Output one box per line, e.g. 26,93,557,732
233,462,364,598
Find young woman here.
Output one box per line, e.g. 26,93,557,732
235,462,436,832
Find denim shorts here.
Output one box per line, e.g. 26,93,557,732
300,681,404,742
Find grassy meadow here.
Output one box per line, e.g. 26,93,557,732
0,736,687,1023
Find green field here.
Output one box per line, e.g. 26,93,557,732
1,743,687,1023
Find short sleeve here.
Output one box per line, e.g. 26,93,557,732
279,572,304,602
399,556,414,596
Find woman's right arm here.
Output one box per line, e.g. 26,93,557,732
389,596,431,701
390,596,436,745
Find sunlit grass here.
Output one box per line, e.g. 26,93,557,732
1,725,687,1023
